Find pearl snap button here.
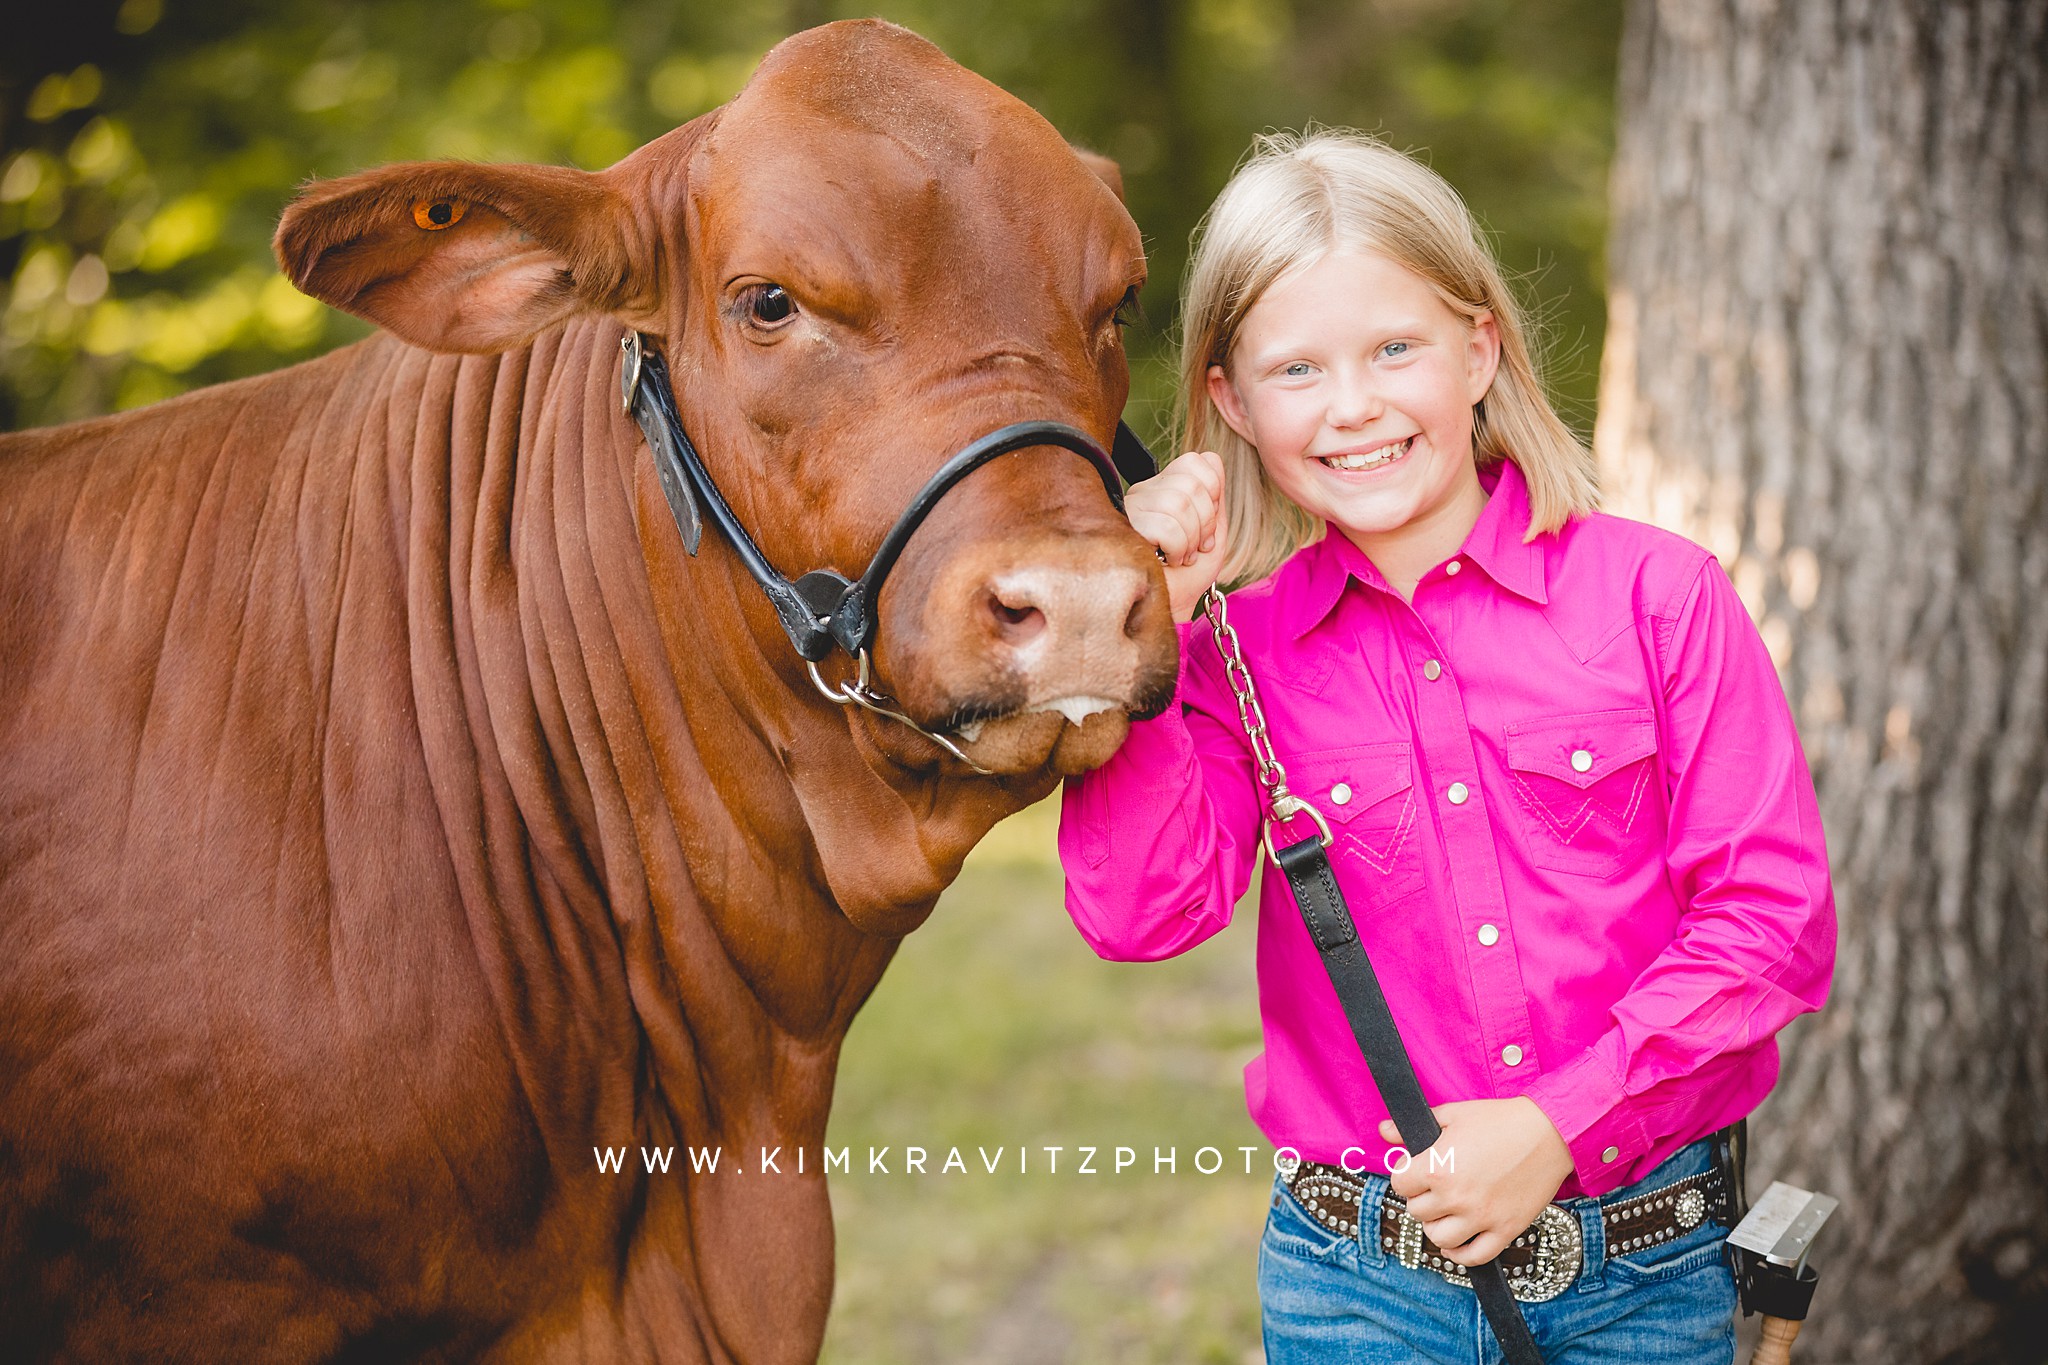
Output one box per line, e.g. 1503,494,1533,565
1445,559,1463,576
1423,659,1442,681
1447,782,1470,805
1602,1146,1620,1163
1477,923,1499,946
1331,783,1352,806
1502,1044,1523,1066
1571,748,1594,773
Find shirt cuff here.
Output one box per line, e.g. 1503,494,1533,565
1519,1034,1647,1194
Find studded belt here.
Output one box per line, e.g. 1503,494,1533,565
1278,1154,1732,1303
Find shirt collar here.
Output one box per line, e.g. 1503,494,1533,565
1280,529,1372,642
1459,458,1549,606
1284,458,1549,641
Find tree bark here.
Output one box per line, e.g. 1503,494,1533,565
1596,2,2048,1361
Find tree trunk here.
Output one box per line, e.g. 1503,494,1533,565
1595,2,2048,1361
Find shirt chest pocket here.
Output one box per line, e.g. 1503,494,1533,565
1502,709,1662,877
1289,743,1426,913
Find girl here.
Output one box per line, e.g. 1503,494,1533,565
1057,130,1836,1363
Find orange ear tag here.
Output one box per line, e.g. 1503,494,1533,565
412,199,465,231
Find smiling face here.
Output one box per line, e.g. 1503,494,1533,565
1207,248,1501,583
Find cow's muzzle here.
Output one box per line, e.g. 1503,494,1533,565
905,547,1178,774
623,331,1164,774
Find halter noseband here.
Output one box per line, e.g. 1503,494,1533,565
620,331,1156,770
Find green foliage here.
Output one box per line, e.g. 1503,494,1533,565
2,0,1621,437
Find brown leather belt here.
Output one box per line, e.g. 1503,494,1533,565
1279,1155,1733,1303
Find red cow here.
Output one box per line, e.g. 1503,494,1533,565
0,20,1175,1362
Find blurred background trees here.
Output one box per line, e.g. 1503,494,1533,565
9,3,2046,1364
1598,1,2046,1359
1,0,1622,440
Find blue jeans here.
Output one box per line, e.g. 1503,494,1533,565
1259,1138,1737,1364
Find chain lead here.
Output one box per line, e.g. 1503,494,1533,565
1200,587,1333,861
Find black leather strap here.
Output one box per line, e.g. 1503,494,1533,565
625,336,1148,664
1274,834,1547,1365
825,418,1131,657
1110,418,1157,487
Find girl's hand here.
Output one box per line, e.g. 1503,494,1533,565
1124,450,1227,622
1377,1097,1576,1268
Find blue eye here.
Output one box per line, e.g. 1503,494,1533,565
1383,341,1410,357
1284,362,1312,377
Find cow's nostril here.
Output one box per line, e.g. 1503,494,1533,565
1123,581,1154,639
988,593,1047,645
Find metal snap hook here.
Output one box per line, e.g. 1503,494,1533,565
1262,789,1335,862
805,651,993,775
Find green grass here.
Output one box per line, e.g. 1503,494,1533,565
820,796,1271,1364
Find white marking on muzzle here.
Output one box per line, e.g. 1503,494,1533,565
1029,694,1119,725
953,695,1117,744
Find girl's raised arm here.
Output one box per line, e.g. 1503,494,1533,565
1058,452,1256,961
1058,614,1264,960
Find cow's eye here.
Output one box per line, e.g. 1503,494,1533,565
1113,285,1143,330
412,199,465,231
744,283,796,327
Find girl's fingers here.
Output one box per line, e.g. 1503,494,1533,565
1418,1212,1504,1264
1178,488,1219,556
1417,1214,1468,1251
1176,448,1222,479
1128,479,1211,525
1128,485,1216,562
1435,1227,1506,1268
1128,507,1201,565
1136,521,1187,564
1130,453,1227,617
1153,451,1224,502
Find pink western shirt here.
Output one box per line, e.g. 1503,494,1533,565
1058,460,1836,1198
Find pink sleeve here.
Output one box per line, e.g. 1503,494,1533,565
1521,558,1838,1182
1057,617,1266,961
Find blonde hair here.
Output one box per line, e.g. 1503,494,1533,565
1174,128,1598,587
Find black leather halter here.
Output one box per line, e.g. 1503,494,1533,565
620,332,1157,765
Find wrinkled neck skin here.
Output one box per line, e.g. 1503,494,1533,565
449,315,1044,1358
533,318,1046,1008
491,317,1035,1017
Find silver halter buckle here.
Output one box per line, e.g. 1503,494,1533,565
620,331,644,414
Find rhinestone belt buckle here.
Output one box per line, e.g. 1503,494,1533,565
1394,1202,1582,1303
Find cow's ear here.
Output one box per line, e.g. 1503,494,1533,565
274,161,656,354
1071,147,1126,204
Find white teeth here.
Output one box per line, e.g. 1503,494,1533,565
1320,438,1411,471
